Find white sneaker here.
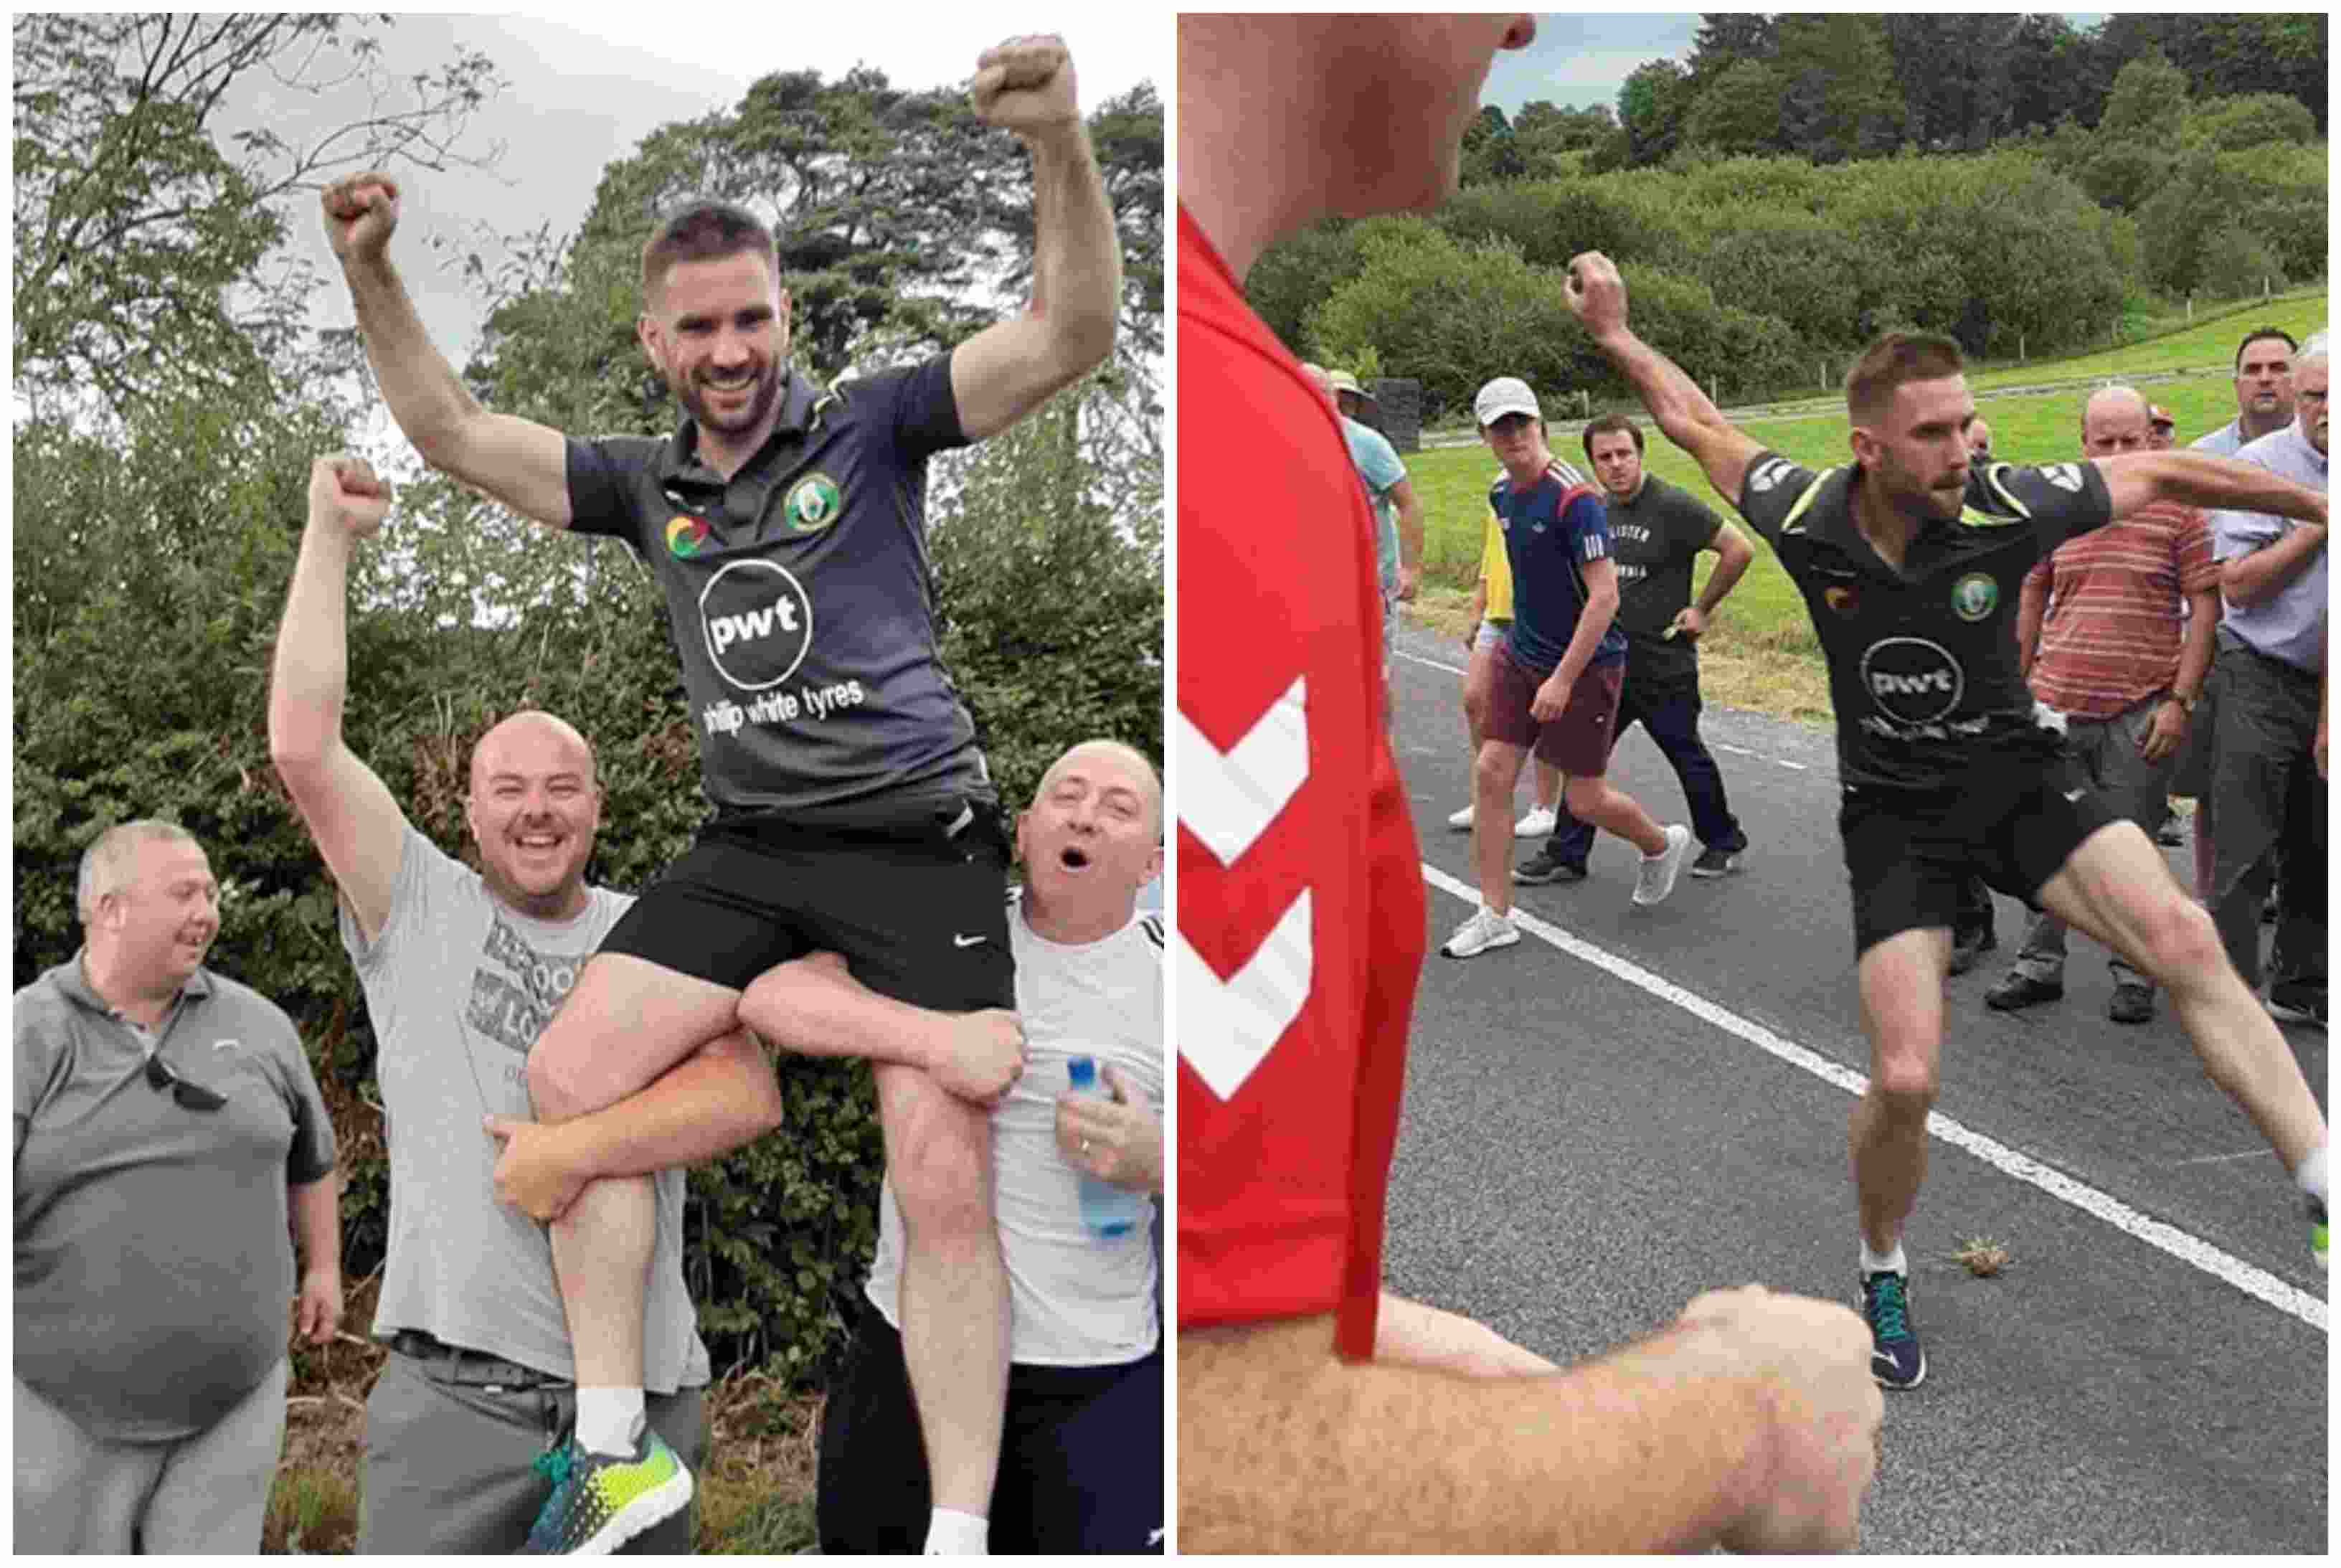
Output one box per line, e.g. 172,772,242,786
1513,805,1558,838
1446,803,1475,831
1440,906,1521,958
1632,824,1693,907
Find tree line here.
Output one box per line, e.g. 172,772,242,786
1259,14,2325,426
13,13,1163,1384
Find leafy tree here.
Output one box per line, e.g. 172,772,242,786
2005,14,2108,134
1686,13,1779,90
1774,15,1906,164
12,13,498,428
1458,103,1527,186
2183,93,2319,154
1883,15,2022,151
1683,59,1785,156
2098,49,2190,146
1617,58,1693,169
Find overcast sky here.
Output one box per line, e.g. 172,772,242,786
236,12,1160,363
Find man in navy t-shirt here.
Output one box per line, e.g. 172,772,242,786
1439,375,1692,961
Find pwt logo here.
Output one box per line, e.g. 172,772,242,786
1176,675,1312,1101
696,559,813,691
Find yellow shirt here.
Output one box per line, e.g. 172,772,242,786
1477,506,1515,620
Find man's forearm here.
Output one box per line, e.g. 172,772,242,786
2221,521,2328,607
2154,453,2327,529
1398,493,1426,574
1592,328,1731,460
1180,1313,1760,1553
2172,591,2218,699
538,1033,783,1184
1375,1291,1559,1379
1549,592,1619,693
290,1170,342,1275
340,253,483,464
269,520,357,768
1693,543,1751,618
1024,126,1120,369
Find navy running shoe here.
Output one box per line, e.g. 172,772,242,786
1859,1269,1926,1390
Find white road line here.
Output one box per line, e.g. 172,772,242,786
2172,1150,2281,1168
1396,648,1467,676
1419,861,2327,1332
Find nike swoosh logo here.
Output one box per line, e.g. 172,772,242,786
952,934,986,948
2063,788,2085,803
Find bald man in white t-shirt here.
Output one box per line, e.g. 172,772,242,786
766,741,1165,1554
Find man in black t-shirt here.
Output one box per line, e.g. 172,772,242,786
1519,412,1756,884
1563,250,2330,1393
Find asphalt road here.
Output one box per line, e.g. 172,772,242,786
1378,619,2327,1554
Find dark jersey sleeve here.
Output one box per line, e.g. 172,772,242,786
888,353,970,465
1974,459,2115,552
1733,450,1825,547
564,435,658,554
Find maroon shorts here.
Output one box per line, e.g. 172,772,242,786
1483,643,1623,776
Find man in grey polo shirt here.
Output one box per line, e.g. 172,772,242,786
2205,334,2328,1028
16,821,341,1554
270,455,786,1552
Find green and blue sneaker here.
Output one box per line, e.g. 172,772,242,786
521,1427,692,1555
1858,1269,1926,1391
2310,1194,2329,1269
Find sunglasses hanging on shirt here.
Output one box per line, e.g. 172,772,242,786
146,1052,228,1112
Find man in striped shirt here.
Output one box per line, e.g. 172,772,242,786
1985,386,2220,1024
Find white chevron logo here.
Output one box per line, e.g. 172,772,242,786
1177,676,1307,865
1177,889,1313,1100
1178,679,1315,1100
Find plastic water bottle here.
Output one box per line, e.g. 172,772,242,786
1067,1055,1146,1239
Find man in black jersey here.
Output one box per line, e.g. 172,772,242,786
1563,250,2331,1392
323,35,1121,1553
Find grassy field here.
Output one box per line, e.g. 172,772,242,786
1406,289,2327,722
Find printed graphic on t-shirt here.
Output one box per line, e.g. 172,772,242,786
465,911,595,1077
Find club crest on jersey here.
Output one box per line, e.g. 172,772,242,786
699,559,814,690
783,471,843,534
1951,572,1998,622
1825,582,1860,616
666,515,711,558
2040,462,2086,493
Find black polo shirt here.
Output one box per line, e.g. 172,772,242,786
567,354,993,823
1734,452,2114,792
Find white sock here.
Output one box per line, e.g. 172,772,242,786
924,1508,989,1555
2298,1141,2327,1207
574,1387,645,1458
1860,1239,1907,1277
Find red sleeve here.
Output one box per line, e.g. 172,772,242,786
1175,217,1426,1355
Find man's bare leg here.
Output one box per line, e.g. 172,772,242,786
1559,775,1668,858
2040,823,2326,1169
1849,928,1947,1256
1472,740,1529,915
526,955,741,1456
874,1063,1008,1549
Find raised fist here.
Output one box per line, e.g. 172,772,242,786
321,171,402,265
308,454,392,540
969,35,1079,138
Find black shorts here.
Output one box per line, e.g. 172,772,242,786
815,1307,1165,1554
1838,760,2119,957
599,802,1015,1012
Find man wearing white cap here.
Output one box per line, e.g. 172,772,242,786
1442,374,1691,959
